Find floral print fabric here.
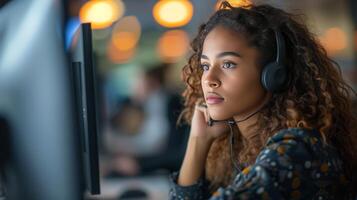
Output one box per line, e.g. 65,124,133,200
169,128,352,200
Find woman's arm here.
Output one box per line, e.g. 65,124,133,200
169,103,230,199
168,134,214,200
178,134,213,186
178,103,230,186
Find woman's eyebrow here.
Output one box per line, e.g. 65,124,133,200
201,54,209,60
217,51,241,58
201,51,242,60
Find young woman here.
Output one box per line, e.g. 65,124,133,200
169,1,357,199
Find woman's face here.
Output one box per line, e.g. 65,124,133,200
201,25,268,120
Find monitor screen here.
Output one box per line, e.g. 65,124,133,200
0,1,82,199
70,22,101,195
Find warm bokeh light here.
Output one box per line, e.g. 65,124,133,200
112,16,141,51
215,0,251,9
319,27,347,55
153,0,193,28
113,32,137,51
79,0,125,29
157,30,189,62
107,42,136,64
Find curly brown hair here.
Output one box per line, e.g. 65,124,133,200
179,1,357,195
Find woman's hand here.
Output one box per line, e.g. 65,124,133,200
190,101,230,142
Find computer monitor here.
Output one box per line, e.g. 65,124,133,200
70,22,101,195
0,0,81,199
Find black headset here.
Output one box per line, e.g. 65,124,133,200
261,30,288,93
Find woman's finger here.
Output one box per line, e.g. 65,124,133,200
195,102,209,122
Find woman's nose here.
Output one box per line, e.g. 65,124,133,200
206,80,220,88
203,69,221,88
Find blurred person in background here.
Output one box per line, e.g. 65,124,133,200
101,63,189,178
169,1,357,199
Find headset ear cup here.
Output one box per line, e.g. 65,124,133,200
261,29,287,92
261,62,287,92
261,62,275,92
275,65,287,91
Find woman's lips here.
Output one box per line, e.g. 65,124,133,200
206,93,224,105
206,97,224,104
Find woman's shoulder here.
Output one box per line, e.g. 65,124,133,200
255,127,347,190
260,127,341,164
265,127,321,146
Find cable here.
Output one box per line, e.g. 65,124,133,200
208,105,263,126
228,122,241,174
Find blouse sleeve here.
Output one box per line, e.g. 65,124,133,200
168,171,212,200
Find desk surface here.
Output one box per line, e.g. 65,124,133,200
86,174,171,200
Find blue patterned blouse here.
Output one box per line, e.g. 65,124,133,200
169,128,353,200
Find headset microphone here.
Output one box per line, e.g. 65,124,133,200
206,104,263,127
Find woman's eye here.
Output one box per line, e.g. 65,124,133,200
201,64,210,71
222,62,236,69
